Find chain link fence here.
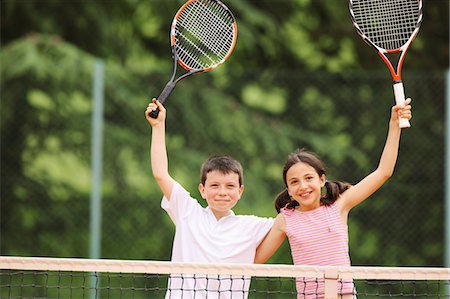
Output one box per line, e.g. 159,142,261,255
1,48,447,267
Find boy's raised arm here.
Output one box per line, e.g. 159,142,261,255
146,99,175,200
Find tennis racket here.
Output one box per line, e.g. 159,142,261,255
148,0,237,118
349,0,423,128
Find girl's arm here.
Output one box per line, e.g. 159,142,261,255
339,98,412,213
146,99,175,200
254,213,287,264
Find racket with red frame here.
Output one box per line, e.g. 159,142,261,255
148,0,237,118
349,0,423,128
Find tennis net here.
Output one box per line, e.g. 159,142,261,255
1,256,449,298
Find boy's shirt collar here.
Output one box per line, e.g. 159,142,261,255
205,206,235,222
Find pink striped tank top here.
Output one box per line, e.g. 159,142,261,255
282,202,355,298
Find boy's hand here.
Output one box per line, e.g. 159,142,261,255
145,98,166,126
391,98,412,126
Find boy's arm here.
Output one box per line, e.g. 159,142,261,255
340,98,412,212
254,214,286,264
146,99,175,200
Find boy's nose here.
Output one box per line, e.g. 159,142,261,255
218,186,227,194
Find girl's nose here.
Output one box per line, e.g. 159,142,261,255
298,180,307,190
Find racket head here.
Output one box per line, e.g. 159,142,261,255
349,0,423,52
170,0,237,72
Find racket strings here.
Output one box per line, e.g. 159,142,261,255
177,2,234,67
351,0,421,50
175,0,236,70
178,15,232,63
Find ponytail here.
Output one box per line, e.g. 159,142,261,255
274,189,299,213
321,180,351,205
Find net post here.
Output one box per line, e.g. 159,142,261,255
90,58,105,299
445,68,450,296
324,268,338,299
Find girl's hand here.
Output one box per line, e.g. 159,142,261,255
391,98,412,125
145,98,166,126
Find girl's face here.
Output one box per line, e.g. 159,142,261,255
198,170,244,220
286,162,325,211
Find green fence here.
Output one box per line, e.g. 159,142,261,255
1,35,447,268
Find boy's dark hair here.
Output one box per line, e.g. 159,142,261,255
200,155,244,186
274,148,351,213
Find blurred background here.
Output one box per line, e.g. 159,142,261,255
1,0,449,268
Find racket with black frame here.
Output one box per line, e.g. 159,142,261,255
349,0,423,128
148,0,237,118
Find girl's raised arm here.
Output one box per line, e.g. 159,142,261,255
339,98,412,213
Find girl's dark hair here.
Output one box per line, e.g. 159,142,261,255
274,148,351,213
200,155,244,186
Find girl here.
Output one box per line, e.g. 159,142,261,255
255,99,412,299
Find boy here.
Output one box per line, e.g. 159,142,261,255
145,99,274,299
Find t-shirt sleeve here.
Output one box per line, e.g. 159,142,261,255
161,181,202,225
252,216,276,246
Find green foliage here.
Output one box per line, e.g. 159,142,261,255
1,0,448,268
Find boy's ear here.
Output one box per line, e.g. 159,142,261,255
239,185,245,197
198,183,206,199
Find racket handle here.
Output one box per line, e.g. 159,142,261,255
393,82,411,129
149,81,176,119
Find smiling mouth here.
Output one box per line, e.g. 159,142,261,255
299,191,311,198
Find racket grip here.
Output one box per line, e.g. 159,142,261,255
148,81,176,119
158,81,176,105
393,82,411,129
148,108,161,119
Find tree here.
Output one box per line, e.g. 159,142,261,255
1,0,448,266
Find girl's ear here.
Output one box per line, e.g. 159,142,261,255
320,174,326,187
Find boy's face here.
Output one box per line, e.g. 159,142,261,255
198,170,244,219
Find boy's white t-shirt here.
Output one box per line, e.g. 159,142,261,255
161,181,274,299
